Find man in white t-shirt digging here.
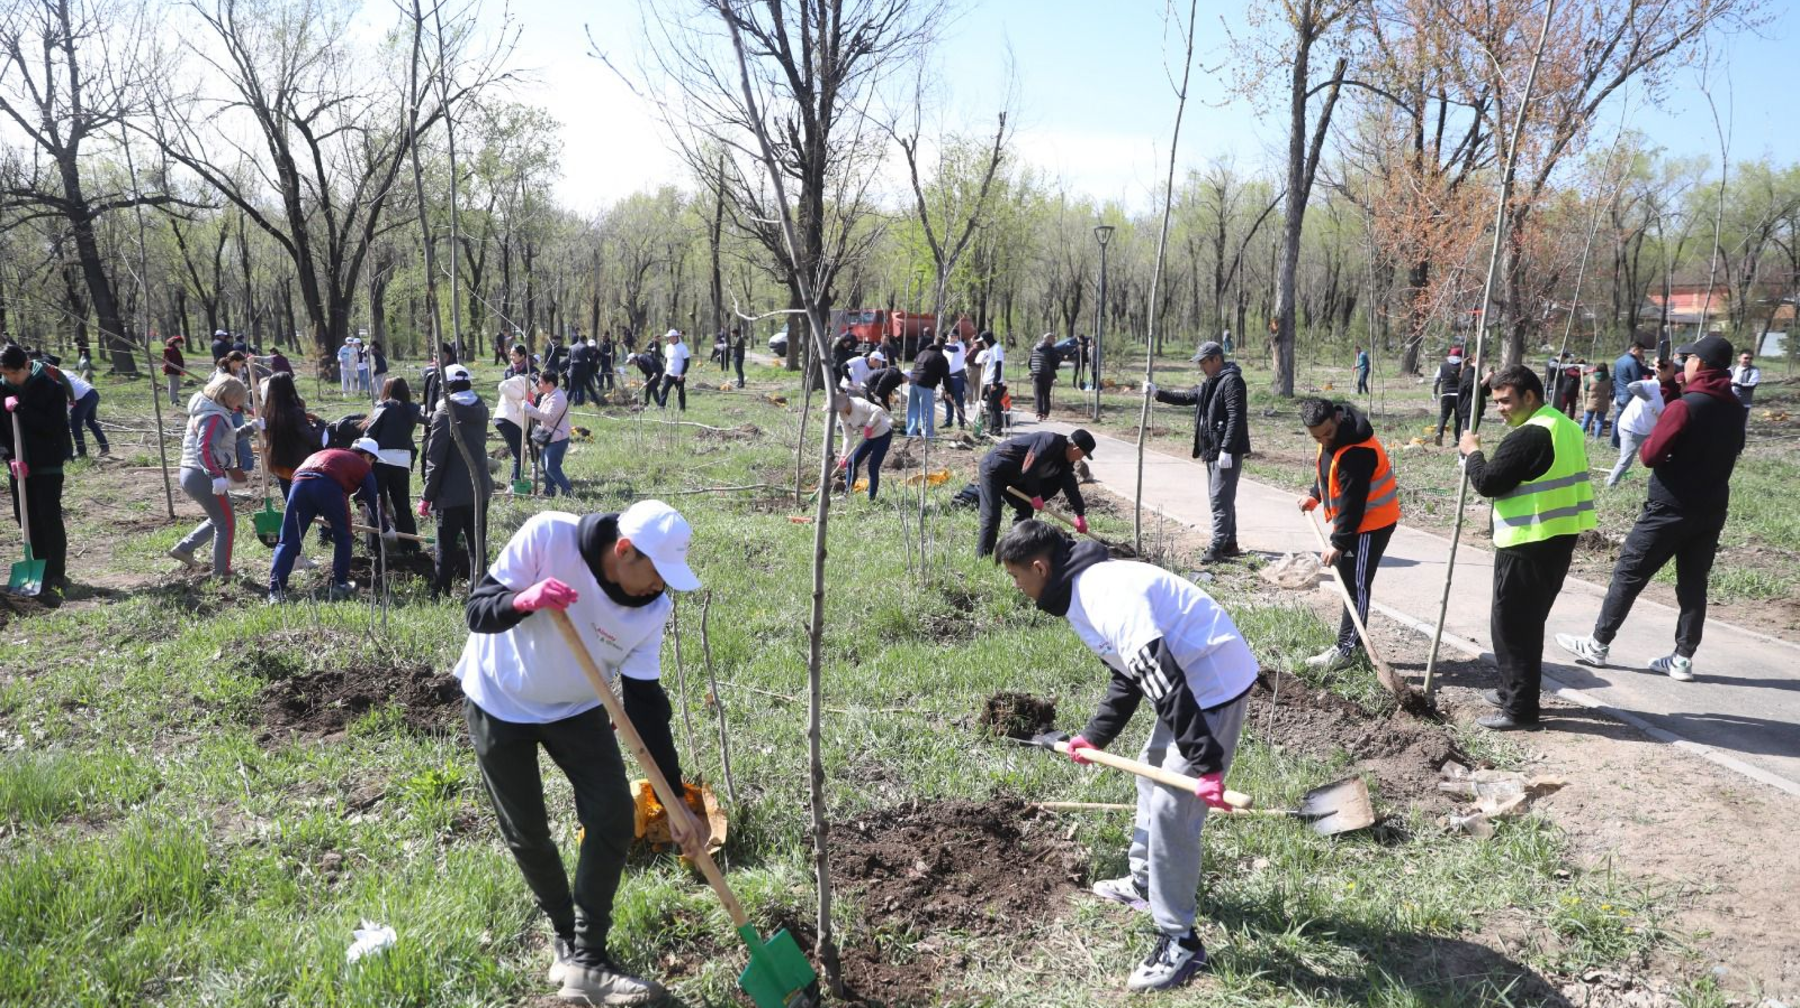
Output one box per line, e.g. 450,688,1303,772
995,520,1256,993
455,499,702,1005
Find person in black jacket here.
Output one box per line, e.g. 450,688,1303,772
1028,333,1057,420
417,342,455,479
360,377,423,551
567,338,592,406
419,365,493,599
1144,341,1248,563
596,335,617,393
975,428,1095,557
1432,351,1463,446
861,356,904,412
632,349,664,406
906,339,951,438
1295,398,1400,671
1555,334,1745,682
0,345,71,598
730,327,746,388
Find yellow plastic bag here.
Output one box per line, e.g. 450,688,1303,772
630,780,727,854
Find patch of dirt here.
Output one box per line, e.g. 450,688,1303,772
344,549,438,584
1248,670,1465,807
257,662,462,740
977,691,1057,741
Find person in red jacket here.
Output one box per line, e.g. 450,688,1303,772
268,438,394,603
162,335,187,407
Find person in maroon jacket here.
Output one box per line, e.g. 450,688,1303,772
162,335,187,407
268,438,394,603
1555,334,1746,681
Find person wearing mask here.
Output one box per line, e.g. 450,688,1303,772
941,330,970,429
163,335,187,407
1354,347,1371,394
1604,357,1672,488
64,366,110,458
1556,335,1746,683
1610,342,1648,449
495,369,533,489
659,329,690,411
1,344,73,599
1144,341,1249,563
337,338,357,396
1580,364,1612,438
861,353,903,412
730,326,747,388
975,428,1094,558
359,376,422,552
368,341,389,403
994,519,1253,993
1028,333,1057,421
419,364,493,599
906,338,950,439
1295,398,1401,671
524,371,575,498
268,441,394,603
1431,350,1464,446
169,373,248,579
1729,350,1761,424
1457,365,1596,730
829,393,893,501
456,500,701,1005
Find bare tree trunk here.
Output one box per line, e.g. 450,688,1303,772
1272,50,1346,396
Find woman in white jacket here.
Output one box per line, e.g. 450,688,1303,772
830,394,893,501
495,372,532,486
522,371,575,498
1606,357,1672,488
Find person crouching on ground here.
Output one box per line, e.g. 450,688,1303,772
456,500,702,1005
170,373,250,579
268,438,395,603
994,519,1254,992
828,393,893,501
1296,396,1400,672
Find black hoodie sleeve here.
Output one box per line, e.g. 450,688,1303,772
1079,638,1226,775
1153,385,1199,407
1463,425,1555,498
1079,668,1142,749
466,572,527,633
1328,446,1377,549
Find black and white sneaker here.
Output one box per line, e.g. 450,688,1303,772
557,955,665,1004
546,933,577,986
1091,875,1151,914
1126,930,1207,992
1554,633,1609,668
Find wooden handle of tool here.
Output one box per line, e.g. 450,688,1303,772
346,522,433,544
1005,485,1114,547
548,609,750,929
1052,740,1251,809
1305,510,1406,697
10,413,30,546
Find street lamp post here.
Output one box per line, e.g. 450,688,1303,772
1092,223,1116,420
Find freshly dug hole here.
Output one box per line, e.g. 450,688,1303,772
259,663,461,740
1249,670,1465,807
977,691,1057,740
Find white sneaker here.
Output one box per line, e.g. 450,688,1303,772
1554,633,1609,668
1091,875,1150,914
1649,653,1695,682
1126,931,1207,992
167,547,199,570
557,958,665,1005
1304,647,1349,672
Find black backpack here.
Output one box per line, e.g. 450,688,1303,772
326,413,367,450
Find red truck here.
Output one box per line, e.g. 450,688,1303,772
831,309,977,358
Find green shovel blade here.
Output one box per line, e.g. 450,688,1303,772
253,502,284,548
8,544,43,596
734,924,817,1008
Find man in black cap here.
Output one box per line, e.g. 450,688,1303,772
975,428,1094,557
1555,333,1745,683
1144,341,1249,562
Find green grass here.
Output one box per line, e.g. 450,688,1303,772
0,357,1703,1006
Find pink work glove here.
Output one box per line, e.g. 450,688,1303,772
1030,495,1045,510
3,396,17,413
416,499,432,517
834,455,848,473
512,577,578,613
1073,515,1089,534
1066,734,1099,765
1195,772,1232,811
8,460,26,480
861,425,874,440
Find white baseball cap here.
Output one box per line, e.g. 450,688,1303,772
214,329,228,337
869,351,885,363
665,328,683,340
350,437,380,455
444,364,471,382
617,499,700,591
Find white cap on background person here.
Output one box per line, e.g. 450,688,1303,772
351,437,380,456
617,499,701,591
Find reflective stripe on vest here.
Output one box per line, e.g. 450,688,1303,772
1490,405,1598,548
1317,433,1401,533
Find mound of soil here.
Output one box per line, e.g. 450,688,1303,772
1249,670,1465,806
258,663,462,740
977,691,1057,740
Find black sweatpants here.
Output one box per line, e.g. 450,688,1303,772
1592,500,1724,659
975,463,1034,558
8,471,66,591
1033,374,1054,418
1330,523,1395,655
363,463,419,553
659,374,687,411
1491,535,1577,722
431,503,487,598
1435,395,1462,440
732,351,745,386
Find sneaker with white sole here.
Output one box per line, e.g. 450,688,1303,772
294,555,319,571
168,546,199,570
557,957,665,1005
1092,875,1151,914
1554,633,1609,668
1126,931,1207,992
1649,653,1695,682
1303,647,1350,672
545,934,577,986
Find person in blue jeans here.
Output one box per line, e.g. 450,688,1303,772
906,339,949,438
941,332,969,429
830,394,893,501
64,371,110,458
268,440,393,603
523,371,575,498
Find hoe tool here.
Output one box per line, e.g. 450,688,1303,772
7,413,44,596
550,610,819,1008
1005,486,1135,556
1011,730,1375,837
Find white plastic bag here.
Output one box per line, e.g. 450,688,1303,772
346,920,397,964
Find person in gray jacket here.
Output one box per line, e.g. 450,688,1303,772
419,364,494,600
170,374,249,579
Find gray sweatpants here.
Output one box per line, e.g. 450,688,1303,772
167,374,182,406
1606,429,1648,487
1207,456,1242,548
1126,688,1250,939
176,466,237,575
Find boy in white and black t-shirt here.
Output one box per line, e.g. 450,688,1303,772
995,520,1256,994
456,499,701,1006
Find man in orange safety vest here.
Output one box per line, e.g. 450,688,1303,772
1295,397,1401,672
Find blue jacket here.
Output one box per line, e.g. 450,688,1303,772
1613,353,1646,405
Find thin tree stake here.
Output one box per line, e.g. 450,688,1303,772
671,593,697,770
698,589,737,805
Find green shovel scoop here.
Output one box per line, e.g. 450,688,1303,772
7,412,44,596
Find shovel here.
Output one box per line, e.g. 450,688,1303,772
246,371,284,548
548,610,819,1008
1305,510,1412,701
7,413,44,596
1005,486,1135,556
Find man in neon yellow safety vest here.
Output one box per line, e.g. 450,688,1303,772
1458,364,1597,731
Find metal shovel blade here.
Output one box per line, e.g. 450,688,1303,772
7,545,43,597
735,924,819,1008
1292,777,1375,836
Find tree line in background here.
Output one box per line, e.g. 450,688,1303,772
1,0,1789,392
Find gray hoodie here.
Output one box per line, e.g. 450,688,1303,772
179,393,241,475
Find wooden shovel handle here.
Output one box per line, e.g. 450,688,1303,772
1305,510,1408,698
1051,740,1251,810
548,609,751,929
9,413,30,547
345,522,433,544
1004,486,1118,549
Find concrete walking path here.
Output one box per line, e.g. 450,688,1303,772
1026,417,1800,798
